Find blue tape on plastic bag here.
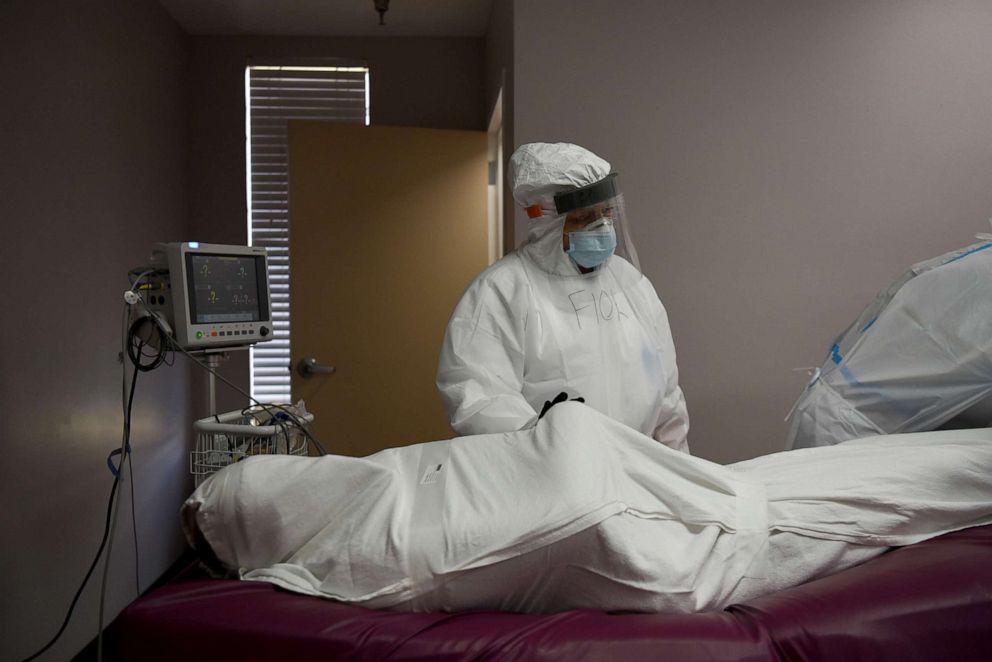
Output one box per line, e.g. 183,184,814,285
942,241,992,265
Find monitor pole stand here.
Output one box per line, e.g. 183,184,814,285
201,349,231,417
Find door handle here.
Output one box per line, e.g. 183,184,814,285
297,357,337,378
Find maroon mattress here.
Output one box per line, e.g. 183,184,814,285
109,524,992,661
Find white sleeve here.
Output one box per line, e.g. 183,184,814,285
644,283,691,453
436,274,539,436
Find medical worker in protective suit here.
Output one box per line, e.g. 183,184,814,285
436,142,690,452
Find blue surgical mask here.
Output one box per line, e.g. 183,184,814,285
566,222,617,269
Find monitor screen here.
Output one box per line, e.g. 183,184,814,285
185,253,270,324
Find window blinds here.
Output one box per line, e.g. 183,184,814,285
246,62,370,403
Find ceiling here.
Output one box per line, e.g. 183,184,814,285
159,0,495,37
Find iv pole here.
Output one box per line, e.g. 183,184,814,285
198,348,243,417
205,352,223,416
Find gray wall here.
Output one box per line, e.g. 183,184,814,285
0,1,191,659
187,35,487,417
514,0,992,462
485,0,516,249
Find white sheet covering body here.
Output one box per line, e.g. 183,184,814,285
183,404,992,614
785,240,992,449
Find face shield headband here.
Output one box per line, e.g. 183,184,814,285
553,173,620,215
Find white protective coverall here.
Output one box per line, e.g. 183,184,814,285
436,143,690,451
786,239,992,449
182,403,992,614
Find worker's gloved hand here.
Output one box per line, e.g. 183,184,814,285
538,392,585,420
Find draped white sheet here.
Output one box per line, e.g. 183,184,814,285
183,403,992,614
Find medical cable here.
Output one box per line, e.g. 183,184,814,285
119,304,142,596
124,276,324,453
127,267,167,289
125,290,325,453
241,404,301,453
97,304,151,661
127,289,324,460
21,361,138,662
97,453,126,662
126,314,170,372
127,450,139,594
133,301,328,455
95,309,149,662
30,281,180,661
159,335,327,455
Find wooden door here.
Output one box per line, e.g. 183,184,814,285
289,122,488,456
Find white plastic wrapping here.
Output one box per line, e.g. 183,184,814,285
785,240,992,449
182,404,992,614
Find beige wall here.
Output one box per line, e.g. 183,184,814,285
0,1,191,659
186,35,487,418
514,0,992,462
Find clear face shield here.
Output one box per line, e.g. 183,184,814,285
553,173,640,273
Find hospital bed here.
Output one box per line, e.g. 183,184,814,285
107,522,992,661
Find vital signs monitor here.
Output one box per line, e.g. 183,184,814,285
143,242,273,350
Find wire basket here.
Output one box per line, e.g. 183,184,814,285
190,404,315,486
